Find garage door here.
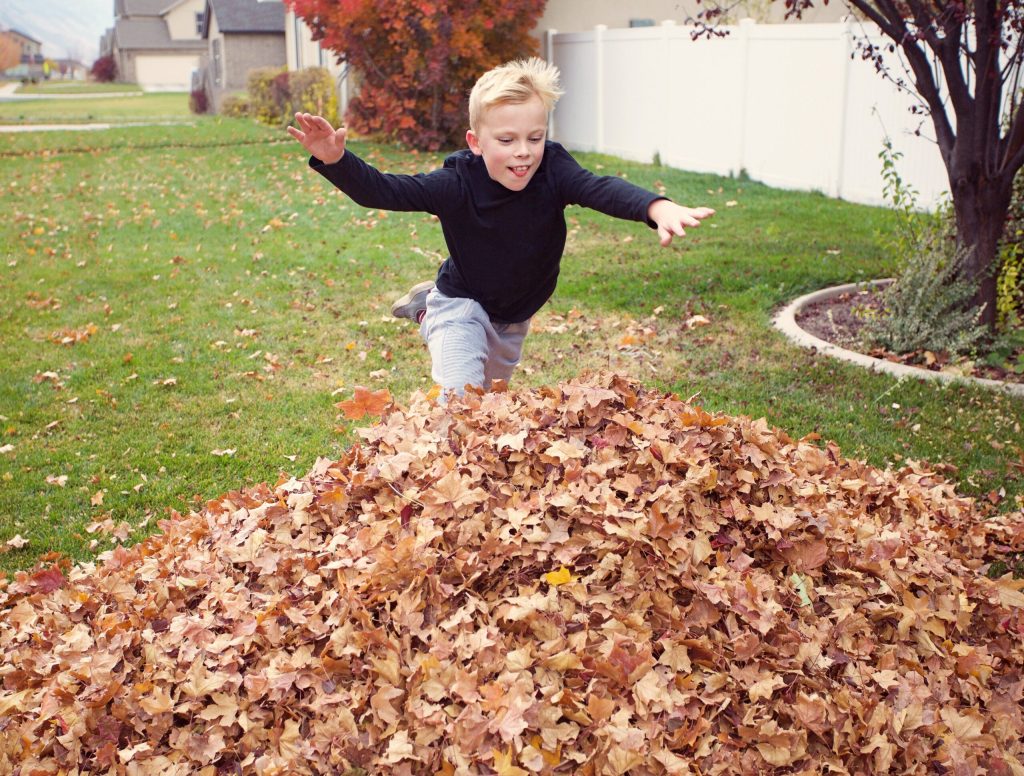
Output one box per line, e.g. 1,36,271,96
135,54,200,92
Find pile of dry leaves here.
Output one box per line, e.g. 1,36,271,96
3,373,1024,775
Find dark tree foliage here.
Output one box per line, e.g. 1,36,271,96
90,55,117,83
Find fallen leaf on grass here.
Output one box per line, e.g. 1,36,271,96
48,323,97,346
5,534,28,549
336,385,391,420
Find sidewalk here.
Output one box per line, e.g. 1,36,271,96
0,82,143,100
0,121,194,133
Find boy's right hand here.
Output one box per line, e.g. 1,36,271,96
288,112,347,164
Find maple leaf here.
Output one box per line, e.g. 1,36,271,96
181,660,227,698
544,565,573,586
336,385,392,419
491,747,529,776
29,565,65,592
138,686,174,715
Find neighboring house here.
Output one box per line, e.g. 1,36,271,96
283,9,349,115
197,0,286,112
1,28,45,79
102,0,206,91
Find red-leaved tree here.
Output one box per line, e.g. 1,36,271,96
90,55,117,83
284,0,547,150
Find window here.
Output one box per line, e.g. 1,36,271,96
195,12,205,35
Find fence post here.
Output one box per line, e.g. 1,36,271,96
736,17,755,178
595,24,606,154
546,28,558,141
835,16,855,200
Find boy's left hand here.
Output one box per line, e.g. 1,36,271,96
647,200,716,246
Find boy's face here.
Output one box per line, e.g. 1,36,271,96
466,96,548,192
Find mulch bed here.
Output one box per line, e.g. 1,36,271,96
2,374,1023,774
795,284,1024,385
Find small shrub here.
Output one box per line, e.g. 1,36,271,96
862,240,988,356
862,140,988,357
189,88,209,114
220,93,252,118
247,66,288,125
90,55,117,83
242,66,338,127
288,67,339,125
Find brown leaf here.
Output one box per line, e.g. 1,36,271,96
336,385,392,419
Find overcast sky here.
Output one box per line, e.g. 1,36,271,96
0,0,114,63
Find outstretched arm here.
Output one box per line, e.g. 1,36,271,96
287,112,347,164
647,200,716,247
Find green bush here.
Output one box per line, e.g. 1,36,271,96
220,93,252,118
288,67,339,125
242,66,338,127
862,238,988,356
997,169,1024,331
246,66,288,125
861,141,988,357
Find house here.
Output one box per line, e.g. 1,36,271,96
1,28,45,79
196,0,286,111
103,0,206,91
283,9,349,113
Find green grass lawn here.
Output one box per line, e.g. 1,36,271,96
15,81,142,95
1,117,1022,574
0,92,189,124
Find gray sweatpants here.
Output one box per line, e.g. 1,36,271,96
419,288,530,395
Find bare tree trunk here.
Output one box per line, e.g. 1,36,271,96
951,173,1012,329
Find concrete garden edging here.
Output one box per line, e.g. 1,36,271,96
773,279,1024,398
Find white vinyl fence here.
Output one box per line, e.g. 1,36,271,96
546,19,951,209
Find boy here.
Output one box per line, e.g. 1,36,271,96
288,57,714,396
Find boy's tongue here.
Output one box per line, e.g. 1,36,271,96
510,165,529,178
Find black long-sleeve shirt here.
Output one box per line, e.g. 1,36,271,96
310,141,664,323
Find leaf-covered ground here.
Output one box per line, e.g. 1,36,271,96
2,374,1023,774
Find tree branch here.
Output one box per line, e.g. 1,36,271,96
846,0,904,40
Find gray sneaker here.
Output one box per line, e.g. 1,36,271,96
391,280,434,321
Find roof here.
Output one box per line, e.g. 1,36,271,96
116,0,174,17
204,0,284,35
4,29,42,44
114,18,206,50
160,0,197,13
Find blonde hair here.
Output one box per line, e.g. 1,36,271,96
468,57,563,132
